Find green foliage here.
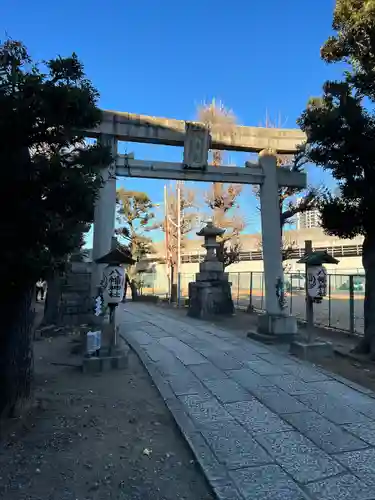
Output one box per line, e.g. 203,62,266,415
0,39,111,289
116,188,155,262
298,0,375,353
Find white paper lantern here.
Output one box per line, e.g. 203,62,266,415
307,265,327,299
102,265,125,304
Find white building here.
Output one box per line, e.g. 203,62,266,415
295,208,321,230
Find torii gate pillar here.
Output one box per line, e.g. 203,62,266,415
255,150,297,340
91,134,117,296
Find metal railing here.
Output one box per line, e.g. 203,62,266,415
227,272,365,336
138,271,365,336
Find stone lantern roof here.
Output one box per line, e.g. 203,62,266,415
196,220,225,238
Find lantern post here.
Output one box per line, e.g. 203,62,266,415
94,238,134,353
290,249,339,360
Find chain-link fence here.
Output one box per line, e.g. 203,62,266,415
138,271,365,335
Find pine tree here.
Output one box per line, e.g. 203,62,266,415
0,40,111,416
297,0,375,355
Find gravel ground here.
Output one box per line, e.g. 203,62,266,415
0,333,214,500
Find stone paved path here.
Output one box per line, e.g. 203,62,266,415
119,303,375,500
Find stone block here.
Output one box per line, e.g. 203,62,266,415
246,359,288,376
113,355,128,370
189,363,229,382
178,394,234,427
297,392,372,425
227,368,276,392
188,281,234,319
289,340,333,360
344,422,375,446
199,419,272,470
334,448,375,488
225,398,293,435
266,374,319,396
204,352,243,371
256,431,344,484
230,465,307,500
283,411,368,454
159,337,207,365
101,357,112,371
256,313,297,341
82,357,101,374
203,378,253,404
305,473,375,500
283,363,329,382
253,386,309,414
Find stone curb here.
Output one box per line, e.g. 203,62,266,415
120,332,245,500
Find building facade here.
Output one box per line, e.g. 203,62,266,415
296,208,321,229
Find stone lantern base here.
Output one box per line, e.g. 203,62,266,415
188,280,234,319
187,221,235,320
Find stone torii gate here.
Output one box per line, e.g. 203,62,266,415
88,110,307,337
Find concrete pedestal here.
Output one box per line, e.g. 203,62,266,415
248,313,297,344
290,340,333,361
82,345,129,373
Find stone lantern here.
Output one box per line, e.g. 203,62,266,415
188,221,234,319
94,238,134,352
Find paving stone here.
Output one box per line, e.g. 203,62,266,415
247,359,289,376
203,352,244,370
203,337,238,352
208,482,243,500
283,363,329,382
142,343,174,362
168,373,210,396
308,380,375,407
344,421,375,446
283,411,369,453
154,357,188,378
334,448,375,488
305,473,375,500
179,394,234,426
142,324,171,339
254,386,309,414
189,362,229,381
297,392,372,425
319,370,375,395
266,374,321,396
125,329,155,345
202,378,253,403
200,419,272,470
225,398,293,435
225,349,262,363
183,430,232,485
159,337,207,365
258,352,301,366
256,431,344,484
230,464,308,500
226,368,276,393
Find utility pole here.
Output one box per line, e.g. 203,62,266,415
164,185,171,298
176,181,182,306
176,181,181,277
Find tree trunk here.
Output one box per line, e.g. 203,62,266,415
353,234,375,356
43,273,61,325
0,286,34,418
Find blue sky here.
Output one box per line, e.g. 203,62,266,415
3,0,342,243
